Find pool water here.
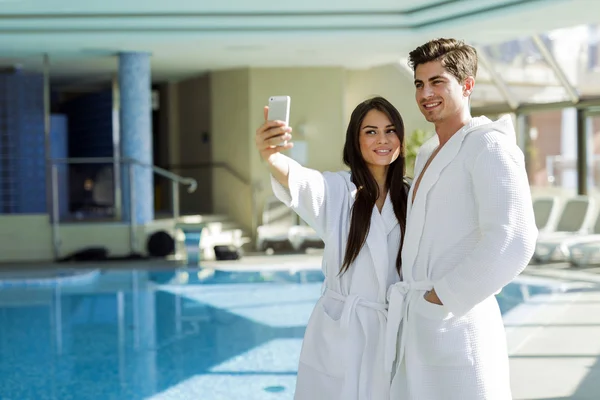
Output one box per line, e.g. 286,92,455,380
0,267,552,400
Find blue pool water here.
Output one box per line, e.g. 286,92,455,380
0,266,553,400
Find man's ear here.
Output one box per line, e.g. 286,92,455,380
463,76,475,97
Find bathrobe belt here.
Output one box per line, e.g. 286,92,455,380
384,280,434,372
323,288,388,329
323,288,389,398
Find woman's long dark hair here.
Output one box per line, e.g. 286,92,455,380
340,96,408,275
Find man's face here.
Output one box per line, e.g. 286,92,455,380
414,60,473,124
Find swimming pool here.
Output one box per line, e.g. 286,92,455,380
0,266,556,400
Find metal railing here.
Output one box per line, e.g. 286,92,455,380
49,157,197,258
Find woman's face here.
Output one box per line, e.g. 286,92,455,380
359,109,401,175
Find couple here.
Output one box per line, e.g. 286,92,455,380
255,38,537,400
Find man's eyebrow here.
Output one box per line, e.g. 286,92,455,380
428,75,444,81
414,75,446,84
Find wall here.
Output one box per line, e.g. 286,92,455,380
210,68,253,231
154,83,173,211
0,215,53,261
0,215,178,262
59,219,176,258
176,74,213,214
155,77,213,216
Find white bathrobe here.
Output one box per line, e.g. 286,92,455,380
271,158,402,400
387,115,537,399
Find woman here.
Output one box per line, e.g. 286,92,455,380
255,96,409,399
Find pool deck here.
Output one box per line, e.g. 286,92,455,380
1,255,599,399
508,263,600,400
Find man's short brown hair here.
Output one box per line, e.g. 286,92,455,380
408,38,478,83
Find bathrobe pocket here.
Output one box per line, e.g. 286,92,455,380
298,297,347,378
411,295,474,367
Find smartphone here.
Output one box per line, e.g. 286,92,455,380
267,96,291,146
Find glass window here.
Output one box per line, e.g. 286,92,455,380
587,114,600,193
527,108,578,197
546,25,600,97
482,38,571,104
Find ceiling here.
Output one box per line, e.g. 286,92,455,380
0,0,598,84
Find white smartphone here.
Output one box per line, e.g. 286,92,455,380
267,95,291,146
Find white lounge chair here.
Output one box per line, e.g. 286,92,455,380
532,196,561,234
287,219,323,251
532,196,596,263
559,210,600,266
566,238,600,266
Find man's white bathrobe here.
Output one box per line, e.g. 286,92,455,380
387,115,538,399
271,158,403,400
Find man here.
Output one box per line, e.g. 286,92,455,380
384,38,537,399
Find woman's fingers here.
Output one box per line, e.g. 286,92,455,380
257,133,293,150
280,141,294,151
260,141,294,158
256,124,292,148
257,119,288,135
266,133,292,147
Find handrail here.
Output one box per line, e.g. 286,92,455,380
51,157,198,193
151,164,197,193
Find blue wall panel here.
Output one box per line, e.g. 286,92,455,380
15,73,45,213
0,71,46,214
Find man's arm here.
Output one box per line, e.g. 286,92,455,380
433,139,538,316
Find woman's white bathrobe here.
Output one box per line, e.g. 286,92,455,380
387,115,537,399
271,158,402,400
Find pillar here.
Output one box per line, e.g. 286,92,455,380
119,52,153,224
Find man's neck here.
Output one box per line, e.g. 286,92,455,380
435,111,472,147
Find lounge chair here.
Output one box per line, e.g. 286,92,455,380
532,196,596,263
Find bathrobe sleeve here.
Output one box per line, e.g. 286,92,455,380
434,138,538,317
270,157,347,241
